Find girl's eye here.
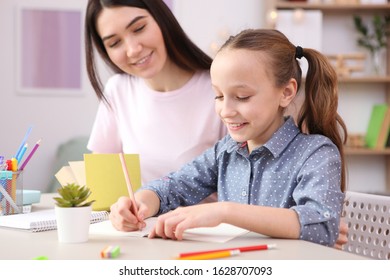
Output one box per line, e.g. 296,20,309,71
214,96,223,100
237,96,250,101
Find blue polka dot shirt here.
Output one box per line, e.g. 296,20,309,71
141,117,345,246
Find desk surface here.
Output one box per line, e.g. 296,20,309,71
0,194,367,260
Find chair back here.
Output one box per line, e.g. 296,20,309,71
342,191,390,260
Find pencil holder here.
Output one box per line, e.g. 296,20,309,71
0,171,23,215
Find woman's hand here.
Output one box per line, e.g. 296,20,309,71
149,202,224,240
109,196,146,231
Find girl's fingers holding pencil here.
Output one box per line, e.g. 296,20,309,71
109,196,141,231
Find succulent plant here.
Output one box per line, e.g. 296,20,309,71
53,183,95,207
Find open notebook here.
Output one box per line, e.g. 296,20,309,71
0,209,109,232
89,217,249,243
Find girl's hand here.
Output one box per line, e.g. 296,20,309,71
109,196,146,231
334,220,349,250
149,202,224,240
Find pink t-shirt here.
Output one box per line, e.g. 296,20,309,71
88,71,226,184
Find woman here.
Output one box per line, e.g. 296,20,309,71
85,0,226,185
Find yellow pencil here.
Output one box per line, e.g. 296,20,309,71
177,249,240,260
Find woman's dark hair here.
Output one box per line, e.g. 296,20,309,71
85,0,212,102
220,29,348,192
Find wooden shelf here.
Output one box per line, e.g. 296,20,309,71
345,147,390,156
338,76,390,83
276,1,390,13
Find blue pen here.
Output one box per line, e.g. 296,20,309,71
14,126,33,159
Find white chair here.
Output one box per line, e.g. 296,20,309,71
342,191,390,260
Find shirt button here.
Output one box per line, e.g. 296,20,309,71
323,212,330,218
241,191,247,196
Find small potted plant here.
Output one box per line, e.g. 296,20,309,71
54,183,95,243
353,15,390,75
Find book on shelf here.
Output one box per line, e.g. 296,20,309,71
0,209,109,232
365,104,390,149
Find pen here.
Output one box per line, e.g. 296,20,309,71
177,249,241,260
19,139,41,171
178,243,276,258
119,153,138,217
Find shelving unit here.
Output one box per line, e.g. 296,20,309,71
274,1,390,191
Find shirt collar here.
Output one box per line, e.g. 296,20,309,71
264,116,300,157
224,116,300,157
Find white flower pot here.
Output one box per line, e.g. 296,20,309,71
55,205,92,243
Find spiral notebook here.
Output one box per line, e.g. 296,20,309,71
0,209,109,232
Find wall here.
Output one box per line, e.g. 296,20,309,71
0,0,98,192
174,0,265,57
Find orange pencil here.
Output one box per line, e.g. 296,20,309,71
177,249,240,260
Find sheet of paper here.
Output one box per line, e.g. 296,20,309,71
68,161,86,186
55,166,77,186
89,217,249,243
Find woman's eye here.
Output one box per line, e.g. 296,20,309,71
214,95,223,100
134,25,145,33
108,40,120,48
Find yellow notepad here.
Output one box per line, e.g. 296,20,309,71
84,154,141,211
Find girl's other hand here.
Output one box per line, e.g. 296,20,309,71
149,203,223,240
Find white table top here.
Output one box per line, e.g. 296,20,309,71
0,194,367,260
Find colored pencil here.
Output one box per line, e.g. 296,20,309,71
14,126,32,159
177,249,241,260
119,153,138,216
16,143,28,164
19,139,41,171
178,243,276,258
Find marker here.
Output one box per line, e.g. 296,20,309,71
19,139,41,171
177,249,241,260
11,158,18,172
178,244,276,258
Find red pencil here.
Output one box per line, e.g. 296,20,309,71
178,244,276,258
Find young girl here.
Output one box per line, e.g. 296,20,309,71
85,0,226,185
110,29,348,246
